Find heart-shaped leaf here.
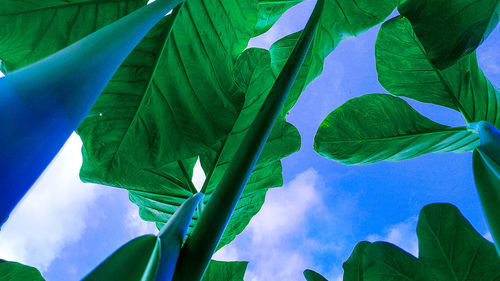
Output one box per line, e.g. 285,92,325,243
343,203,500,280
376,16,500,126
398,0,500,69
314,94,479,165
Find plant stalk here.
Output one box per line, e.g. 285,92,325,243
171,0,324,280
0,0,184,226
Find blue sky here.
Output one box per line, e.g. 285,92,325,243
0,1,499,280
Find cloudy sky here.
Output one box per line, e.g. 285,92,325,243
1,1,499,280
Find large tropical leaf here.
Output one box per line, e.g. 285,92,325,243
398,0,500,69
314,94,479,165
269,0,398,115
343,203,500,280
201,260,248,281
376,16,500,126
0,260,45,281
0,0,148,72
126,47,300,250
78,0,260,188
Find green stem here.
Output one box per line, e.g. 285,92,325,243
469,121,500,256
171,1,324,280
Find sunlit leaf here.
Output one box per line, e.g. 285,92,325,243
314,94,479,165
343,203,500,280
0,0,148,72
376,16,500,126
398,0,500,69
254,0,304,35
201,260,248,281
0,260,45,281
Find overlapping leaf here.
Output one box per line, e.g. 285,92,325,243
398,0,500,69
0,260,45,281
376,16,500,126
202,260,248,281
270,0,398,115
126,47,300,249
343,203,500,281
0,0,148,72
314,94,479,165
253,0,304,36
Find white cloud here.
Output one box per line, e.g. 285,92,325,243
192,157,206,192
213,169,354,281
0,134,103,272
366,216,419,257
124,202,159,238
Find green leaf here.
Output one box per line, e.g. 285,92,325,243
78,0,261,187
254,0,304,36
0,0,147,72
376,16,500,126
82,235,159,281
0,260,45,281
201,260,248,281
343,203,500,280
314,94,479,165
398,0,500,69
84,193,203,281
471,121,500,254
303,269,328,281
270,0,398,115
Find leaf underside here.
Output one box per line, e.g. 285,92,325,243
343,203,500,281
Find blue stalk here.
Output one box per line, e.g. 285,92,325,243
0,0,183,226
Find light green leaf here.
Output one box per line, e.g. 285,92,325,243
0,0,147,72
201,260,248,281
343,203,500,280
314,94,479,165
270,0,398,115
398,0,500,69
376,16,500,126
0,260,45,281
304,269,328,281
254,0,304,36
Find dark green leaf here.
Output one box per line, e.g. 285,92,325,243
343,203,500,280
0,0,147,72
82,235,159,281
270,0,398,115
0,260,45,281
376,16,500,126
314,94,479,165
398,0,500,69
304,269,328,281
201,260,248,281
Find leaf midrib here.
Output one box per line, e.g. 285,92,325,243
320,126,475,143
